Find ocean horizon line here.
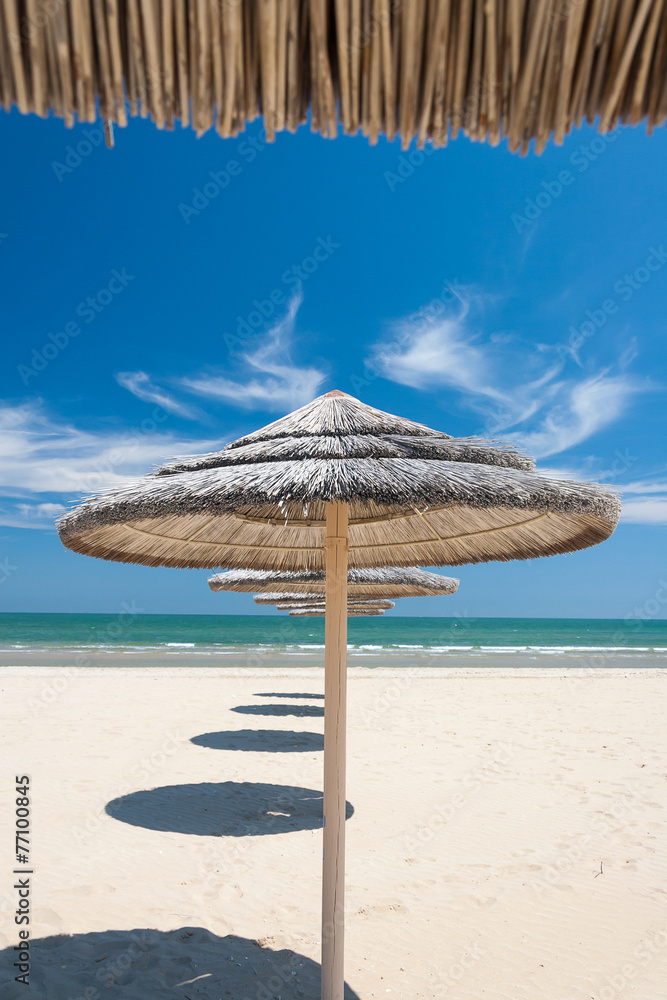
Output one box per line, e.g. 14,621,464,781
1,611,664,622
1,611,665,662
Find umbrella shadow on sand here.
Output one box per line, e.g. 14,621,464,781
106,781,352,836
232,704,324,717
254,691,325,699
191,729,324,752
0,926,362,999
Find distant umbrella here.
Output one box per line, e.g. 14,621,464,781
253,594,395,610
210,566,460,597
269,599,395,612
285,604,384,618
58,390,620,1000
272,598,392,615
254,592,392,616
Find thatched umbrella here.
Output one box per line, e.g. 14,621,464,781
261,597,395,611
289,607,385,617
253,593,395,609
271,600,391,614
209,566,461,597
57,390,620,1000
1,1,664,153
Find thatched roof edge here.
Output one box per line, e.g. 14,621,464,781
2,2,664,153
153,435,535,474
57,459,621,542
210,567,460,594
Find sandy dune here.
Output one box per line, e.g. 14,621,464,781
1,664,666,999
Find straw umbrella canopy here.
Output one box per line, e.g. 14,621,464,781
57,390,620,1000
210,566,461,597
2,1,664,154
254,596,392,614
271,600,393,612
289,607,385,617
256,596,395,611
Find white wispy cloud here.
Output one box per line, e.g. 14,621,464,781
115,371,199,419
620,498,667,524
179,293,326,411
0,296,324,530
370,306,567,434
619,478,667,494
613,477,667,525
0,401,218,498
508,373,643,458
376,314,492,394
0,502,67,530
113,295,326,415
368,296,647,458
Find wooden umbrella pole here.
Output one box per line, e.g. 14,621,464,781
322,501,349,1000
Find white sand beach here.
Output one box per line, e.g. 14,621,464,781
1,664,666,999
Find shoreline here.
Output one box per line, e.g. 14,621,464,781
0,648,665,670
1,660,666,677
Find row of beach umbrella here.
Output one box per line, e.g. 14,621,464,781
58,389,620,1000
208,564,461,616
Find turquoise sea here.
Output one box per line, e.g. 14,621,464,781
1,613,666,663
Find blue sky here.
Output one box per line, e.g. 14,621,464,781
0,110,665,618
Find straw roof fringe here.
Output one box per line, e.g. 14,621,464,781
276,604,389,613
2,1,666,153
57,391,621,571
225,395,450,444
289,606,384,618
155,397,535,477
253,592,396,607
211,568,460,597
253,590,356,603
270,600,395,610
58,457,619,532
155,434,535,473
